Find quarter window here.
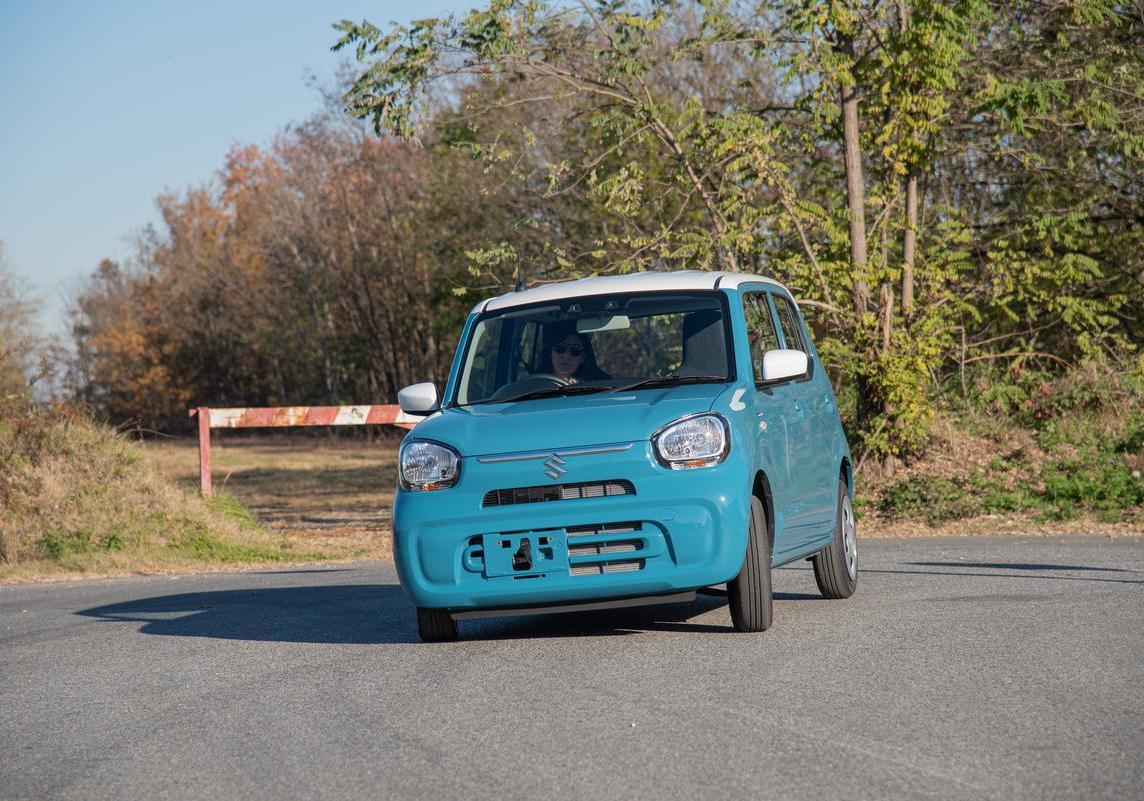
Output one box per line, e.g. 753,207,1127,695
742,293,780,383
773,295,807,353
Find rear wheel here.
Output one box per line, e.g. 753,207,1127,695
812,479,858,599
416,607,458,642
727,496,773,632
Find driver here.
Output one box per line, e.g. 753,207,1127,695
538,324,610,383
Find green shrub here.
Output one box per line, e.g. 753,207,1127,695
165,531,319,563
879,475,981,525
1041,463,1144,521
207,491,263,532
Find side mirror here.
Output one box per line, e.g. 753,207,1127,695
397,382,439,415
761,349,809,383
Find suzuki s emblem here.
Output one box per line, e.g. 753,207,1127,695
542,453,567,480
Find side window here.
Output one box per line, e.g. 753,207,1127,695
742,293,780,383
773,295,808,353
458,318,503,404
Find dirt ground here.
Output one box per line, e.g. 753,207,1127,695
145,432,401,560
144,432,1138,553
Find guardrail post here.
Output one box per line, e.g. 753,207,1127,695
195,406,212,499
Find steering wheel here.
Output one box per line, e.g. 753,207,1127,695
524,373,572,386
489,373,572,402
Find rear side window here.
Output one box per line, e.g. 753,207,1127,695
742,293,780,383
773,295,807,353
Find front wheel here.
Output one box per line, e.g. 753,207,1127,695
812,479,858,599
416,607,458,642
727,496,773,632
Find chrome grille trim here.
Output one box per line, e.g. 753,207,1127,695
566,521,643,537
476,442,634,464
570,560,645,576
566,522,647,577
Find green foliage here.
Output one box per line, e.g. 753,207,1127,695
334,0,1138,462
166,529,325,563
207,491,264,533
881,361,1144,524
39,527,124,559
1041,462,1144,523
880,474,982,525
65,2,1141,470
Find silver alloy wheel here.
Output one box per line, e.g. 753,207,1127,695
842,492,857,580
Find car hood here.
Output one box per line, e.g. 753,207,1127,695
409,383,731,457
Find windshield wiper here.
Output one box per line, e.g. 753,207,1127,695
495,383,613,404
608,374,728,393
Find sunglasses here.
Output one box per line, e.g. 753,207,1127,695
552,343,584,356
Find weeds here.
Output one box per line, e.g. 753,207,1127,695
167,529,328,563
877,360,1144,527
0,387,330,579
207,491,264,532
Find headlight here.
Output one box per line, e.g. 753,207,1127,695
399,440,461,491
653,413,729,470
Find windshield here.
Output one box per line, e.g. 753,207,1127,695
452,291,734,407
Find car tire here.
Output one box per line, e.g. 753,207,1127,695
812,479,858,599
416,607,458,642
727,495,773,632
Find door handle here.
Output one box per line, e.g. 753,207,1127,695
823,394,833,408
793,400,804,415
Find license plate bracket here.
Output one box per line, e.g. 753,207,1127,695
481,530,568,577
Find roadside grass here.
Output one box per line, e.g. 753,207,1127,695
0,401,341,583
4,363,1139,585
865,362,1144,534
143,432,398,560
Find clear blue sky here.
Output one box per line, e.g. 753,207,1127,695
0,0,471,336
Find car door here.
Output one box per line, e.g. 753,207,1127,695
771,293,836,539
740,290,809,558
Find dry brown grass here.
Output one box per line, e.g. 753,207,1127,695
0,410,343,584
144,432,398,559
5,414,1135,587
148,428,1138,553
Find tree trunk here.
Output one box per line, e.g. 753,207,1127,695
880,282,893,350
839,39,870,316
902,172,917,317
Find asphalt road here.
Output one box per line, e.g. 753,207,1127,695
3,535,1143,801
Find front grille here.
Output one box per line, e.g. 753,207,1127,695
567,522,646,576
482,479,635,508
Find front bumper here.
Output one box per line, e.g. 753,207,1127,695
392,441,750,610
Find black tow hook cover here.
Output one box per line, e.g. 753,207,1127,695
512,538,533,571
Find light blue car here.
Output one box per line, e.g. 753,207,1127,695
394,271,856,641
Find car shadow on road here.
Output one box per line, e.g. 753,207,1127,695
460,591,819,640
78,584,427,644
77,584,821,644
907,561,1138,573
783,562,1144,586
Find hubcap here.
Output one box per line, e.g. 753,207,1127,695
842,493,857,580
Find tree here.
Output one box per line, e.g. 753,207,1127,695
70,111,470,426
0,242,41,396
335,0,1139,460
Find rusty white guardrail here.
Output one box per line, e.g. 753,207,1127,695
188,405,419,498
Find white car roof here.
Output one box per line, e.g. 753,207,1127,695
480,270,788,312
